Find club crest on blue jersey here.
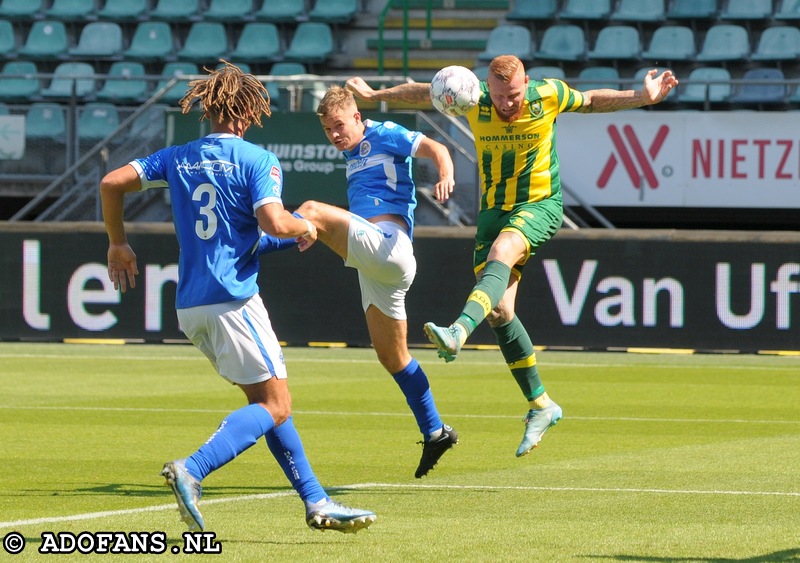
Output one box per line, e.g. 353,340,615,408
359,141,371,157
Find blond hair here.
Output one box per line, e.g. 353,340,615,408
180,60,271,128
316,84,358,118
487,55,525,83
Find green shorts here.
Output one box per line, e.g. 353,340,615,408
473,192,563,278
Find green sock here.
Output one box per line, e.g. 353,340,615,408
492,316,544,402
457,261,512,337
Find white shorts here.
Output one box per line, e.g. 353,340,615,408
176,293,287,386
345,216,417,320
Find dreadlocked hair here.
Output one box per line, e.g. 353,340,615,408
179,60,271,128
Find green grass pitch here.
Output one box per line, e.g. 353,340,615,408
0,342,798,561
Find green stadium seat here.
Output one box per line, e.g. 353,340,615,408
25,102,66,140
666,0,717,21
641,25,696,63
149,0,201,22
0,19,15,57
609,0,665,22
751,26,800,62
177,22,228,63
254,0,306,23
41,61,97,99
574,66,620,90
124,21,174,62
719,0,773,21
535,24,586,62
587,25,640,62
69,22,124,59
559,0,611,22
155,61,197,105
0,61,41,101
729,67,788,106
230,22,282,63
775,0,800,21
696,24,750,62
97,0,148,22
205,0,254,22
507,0,557,23
45,0,96,20
0,0,43,19
477,24,534,63
18,20,68,60
529,66,565,81
679,67,732,104
268,62,308,110
308,0,357,24
284,22,334,64
78,102,119,142
96,61,147,103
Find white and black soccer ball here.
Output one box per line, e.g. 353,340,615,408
429,65,481,117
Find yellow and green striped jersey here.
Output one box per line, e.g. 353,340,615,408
466,78,585,211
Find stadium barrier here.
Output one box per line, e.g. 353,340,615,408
2,222,798,353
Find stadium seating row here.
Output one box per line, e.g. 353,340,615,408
0,19,335,67
0,0,356,24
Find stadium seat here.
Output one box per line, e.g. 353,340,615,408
18,20,68,60
477,24,534,63
40,61,96,99
535,24,586,62
472,65,488,80
309,0,357,24
155,61,197,105
45,0,96,20
666,0,717,21
751,26,800,62
507,0,557,23
696,24,751,63
529,66,566,80
268,62,309,110
641,25,696,63
680,66,732,105
609,0,665,22
728,67,788,106
69,21,124,59
0,61,41,101
775,0,800,20
0,102,7,114
230,22,282,64
177,22,228,63
574,66,620,90
559,0,611,22
283,22,334,64
254,0,306,23
0,19,15,57
205,0,254,22
124,22,174,62
587,25,641,62
25,102,66,140
149,0,201,22
97,0,148,21
0,0,43,19
719,0,773,22
78,102,119,142
96,61,147,103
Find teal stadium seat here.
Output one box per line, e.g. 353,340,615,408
729,67,788,106
0,19,15,57
535,24,586,62
45,0,96,20
125,22,174,62
609,0,665,22
641,25,696,63
666,0,717,21
155,62,197,105
254,0,306,23
205,0,254,22
231,22,282,63
309,0,357,24
41,61,96,99
78,102,119,142
149,0,200,22
751,26,800,62
268,62,308,110
680,67,732,105
529,66,565,80
283,22,334,64
0,103,7,114
97,0,148,22
507,0,558,23
559,0,611,22
69,22,124,59
0,61,41,101
96,61,147,103
696,24,751,63
177,22,228,63
775,0,800,21
719,0,773,21
477,24,534,63
575,66,620,90
0,0,43,19
25,102,66,140
18,20,68,60
587,25,641,62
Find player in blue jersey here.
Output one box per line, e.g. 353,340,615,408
100,62,375,534
288,85,458,478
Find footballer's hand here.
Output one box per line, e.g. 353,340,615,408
345,77,376,101
433,176,455,203
107,243,138,293
297,223,318,252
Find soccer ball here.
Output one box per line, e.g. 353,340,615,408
429,65,481,117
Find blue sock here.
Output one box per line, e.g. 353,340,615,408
184,403,275,481
392,358,444,438
265,416,328,506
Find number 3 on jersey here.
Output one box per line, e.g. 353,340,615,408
193,183,218,240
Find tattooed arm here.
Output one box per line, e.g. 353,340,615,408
346,77,432,105
578,69,679,113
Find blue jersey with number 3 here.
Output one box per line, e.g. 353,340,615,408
131,133,283,309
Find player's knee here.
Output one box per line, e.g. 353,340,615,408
487,305,512,328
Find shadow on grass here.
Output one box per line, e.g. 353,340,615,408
8,483,299,499
590,548,800,562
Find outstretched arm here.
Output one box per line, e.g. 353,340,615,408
415,137,455,203
256,202,318,252
579,69,679,113
346,77,432,105
100,164,142,293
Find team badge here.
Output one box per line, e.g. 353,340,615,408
529,101,543,118
359,141,371,157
